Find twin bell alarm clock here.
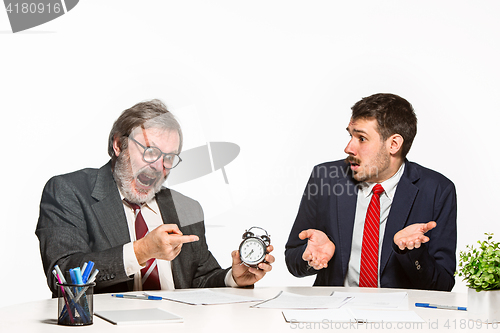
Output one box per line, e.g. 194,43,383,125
239,226,271,267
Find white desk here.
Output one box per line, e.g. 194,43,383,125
0,286,484,332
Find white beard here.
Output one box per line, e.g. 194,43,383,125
113,149,166,204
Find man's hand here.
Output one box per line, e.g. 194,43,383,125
299,229,335,270
231,245,274,287
394,221,437,251
134,224,199,265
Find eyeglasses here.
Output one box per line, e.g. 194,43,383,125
129,137,182,169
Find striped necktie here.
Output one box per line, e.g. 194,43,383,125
359,184,385,288
125,200,161,290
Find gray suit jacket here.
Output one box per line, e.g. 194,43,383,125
36,161,229,296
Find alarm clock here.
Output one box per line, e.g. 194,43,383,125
239,227,271,267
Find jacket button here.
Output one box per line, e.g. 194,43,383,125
415,260,419,266
416,264,421,270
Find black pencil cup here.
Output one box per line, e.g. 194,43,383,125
56,282,95,326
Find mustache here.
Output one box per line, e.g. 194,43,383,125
135,165,163,178
345,156,361,165
137,169,162,178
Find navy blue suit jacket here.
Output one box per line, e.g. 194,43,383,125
285,160,457,291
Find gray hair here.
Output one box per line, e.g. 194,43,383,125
107,99,183,166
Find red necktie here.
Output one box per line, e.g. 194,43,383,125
125,201,161,291
359,184,385,288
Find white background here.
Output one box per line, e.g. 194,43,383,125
1,1,499,308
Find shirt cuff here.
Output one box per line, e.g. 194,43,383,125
123,242,144,276
224,269,239,287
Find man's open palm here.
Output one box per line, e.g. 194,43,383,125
394,221,437,250
299,229,336,270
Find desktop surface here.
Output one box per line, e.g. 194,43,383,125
0,286,479,332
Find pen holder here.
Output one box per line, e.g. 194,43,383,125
57,282,95,326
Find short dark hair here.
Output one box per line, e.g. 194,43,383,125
107,99,183,166
351,93,417,158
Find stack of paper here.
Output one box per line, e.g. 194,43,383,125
252,291,352,309
332,291,408,309
277,291,423,323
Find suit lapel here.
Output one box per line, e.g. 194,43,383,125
156,189,180,226
337,174,359,280
156,188,186,288
91,161,131,247
379,161,419,275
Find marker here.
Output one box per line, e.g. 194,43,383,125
73,267,84,285
415,303,467,311
52,270,75,324
54,265,67,284
74,269,99,302
53,266,75,298
81,261,94,283
87,268,99,284
73,268,92,322
112,294,163,301
69,268,77,285
81,262,87,275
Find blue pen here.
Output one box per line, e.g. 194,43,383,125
112,294,163,301
69,268,77,284
81,262,87,274
415,303,467,311
82,261,94,283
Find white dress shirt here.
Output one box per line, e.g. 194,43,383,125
121,196,176,291
344,163,405,287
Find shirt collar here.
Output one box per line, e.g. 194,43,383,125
359,162,405,200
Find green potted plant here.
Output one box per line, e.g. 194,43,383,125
457,233,500,323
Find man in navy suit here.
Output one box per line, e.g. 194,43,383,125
285,93,457,291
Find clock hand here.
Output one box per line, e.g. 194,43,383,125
246,249,254,258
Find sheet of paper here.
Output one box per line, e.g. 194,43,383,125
252,291,352,309
145,289,262,305
332,291,408,309
95,308,183,325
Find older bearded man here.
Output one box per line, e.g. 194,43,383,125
36,99,274,296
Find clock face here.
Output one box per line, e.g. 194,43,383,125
239,237,266,265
